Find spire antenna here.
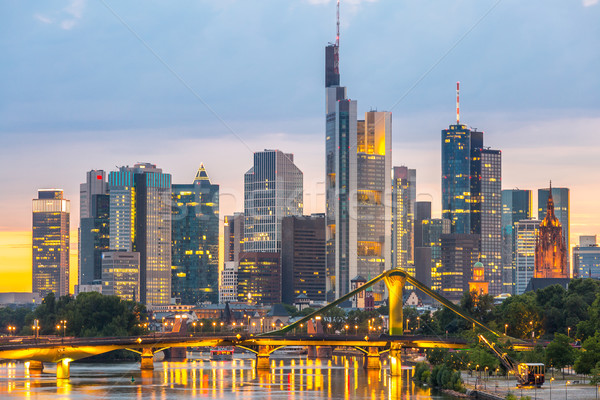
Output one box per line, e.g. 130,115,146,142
336,0,340,48
456,81,460,125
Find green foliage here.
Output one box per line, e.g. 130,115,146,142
320,306,346,332
545,333,575,370
518,344,546,364
574,332,600,375
590,361,600,385
281,303,297,316
427,363,465,392
0,306,31,335
412,362,430,383
505,393,517,400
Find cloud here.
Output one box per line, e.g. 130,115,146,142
34,13,53,24
583,0,599,6
33,0,86,30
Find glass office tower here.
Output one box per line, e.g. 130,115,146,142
172,164,219,304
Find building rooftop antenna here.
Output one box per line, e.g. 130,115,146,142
336,0,340,48
456,81,460,125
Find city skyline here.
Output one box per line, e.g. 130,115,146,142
1,1,600,292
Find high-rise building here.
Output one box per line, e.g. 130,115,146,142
441,124,481,234
281,214,327,304
538,186,570,273
219,262,238,304
501,189,532,294
479,149,502,295
356,111,392,298
392,166,416,269
244,150,303,253
171,164,219,305
440,233,480,303
237,252,281,305
573,236,600,279
441,88,502,296
535,188,568,279
101,251,140,302
420,218,451,291
109,163,172,305
79,170,109,286
224,213,244,263
32,189,70,298
515,219,540,294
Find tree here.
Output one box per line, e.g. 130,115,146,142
574,333,600,375
545,333,575,377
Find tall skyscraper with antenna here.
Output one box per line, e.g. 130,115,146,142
441,83,503,296
325,1,392,299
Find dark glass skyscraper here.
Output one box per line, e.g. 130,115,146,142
79,170,109,285
171,164,219,304
501,189,532,294
32,189,70,298
480,149,502,295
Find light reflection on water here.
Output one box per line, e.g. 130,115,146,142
0,354,452,399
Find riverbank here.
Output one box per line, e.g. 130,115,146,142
461,371,600,400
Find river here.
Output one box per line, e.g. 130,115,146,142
0,352,457,399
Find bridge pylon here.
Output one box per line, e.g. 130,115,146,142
56,359,71,379
384,272,407,336
140,348,154,370
27,360,44,372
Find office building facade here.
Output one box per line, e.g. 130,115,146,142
219,262,238,304
109,163,172,305
440,233,480,303
356,111,392,298
392,166,416,269
573,236,600,279
501,189,532,294
101,251,140,302
224,212,244,263
171,164,219,305
281,214,327,304
515,219,540,294
79,170,109,285
237,252,281,305
32,189,70,298
244,150,303,253
479,149,502,295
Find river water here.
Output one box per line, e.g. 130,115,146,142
0,352,456,399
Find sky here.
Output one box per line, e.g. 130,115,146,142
1,0,599,292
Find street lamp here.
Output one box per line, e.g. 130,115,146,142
549,377,554,400
566,380,570,400
7,326,15,336
344,325,349,335
212,321,217,333
567,327,571,338
417,316,420,330
192,322,197,334
354,325,358,335
406,319,410,333
505,324,508,335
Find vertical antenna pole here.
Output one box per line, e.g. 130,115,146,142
456,81,460,125
336,0,340,47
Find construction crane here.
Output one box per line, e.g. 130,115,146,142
478,334,545,387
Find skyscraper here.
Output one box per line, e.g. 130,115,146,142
479,149,502,295
224,212,244,263
440,233,480,303
109,163,172,305
420,218,451,291
281,214,327,304
79,170,109,285
501,189,532,294
32,189,70,298
101,251,140,302
237,252,281,305
356,111,392,298
538,186,570,273
244,150,303,253
515,219,540,294
171,164,219,304
535,188,568,279
441,85,502,296
392,166,416,269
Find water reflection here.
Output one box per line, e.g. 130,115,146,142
0,355,447,399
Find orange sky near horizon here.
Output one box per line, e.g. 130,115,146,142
0,231,78,294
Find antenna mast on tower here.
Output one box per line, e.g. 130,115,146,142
456,81,460,125
336,0,340,47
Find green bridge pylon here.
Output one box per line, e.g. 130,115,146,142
265,268,500,339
